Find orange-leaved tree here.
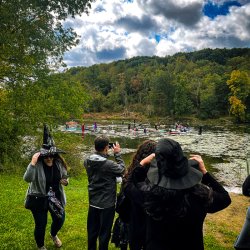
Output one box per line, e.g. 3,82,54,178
227,70,250,122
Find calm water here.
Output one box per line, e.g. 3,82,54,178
63,122,250,193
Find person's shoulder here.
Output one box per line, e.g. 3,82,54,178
88,153,107,162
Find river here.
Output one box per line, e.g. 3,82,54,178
62,121,250,194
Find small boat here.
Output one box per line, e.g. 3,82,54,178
65,121,81,131
168,129,181,135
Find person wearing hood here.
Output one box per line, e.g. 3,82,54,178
23,125,69,250
84,136,125,250
129,138,231,250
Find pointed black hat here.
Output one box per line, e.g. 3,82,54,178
40,124,66,156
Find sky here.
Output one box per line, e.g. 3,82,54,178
63,0,250,68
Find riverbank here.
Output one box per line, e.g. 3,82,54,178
82,112,237,127
0,172,248,250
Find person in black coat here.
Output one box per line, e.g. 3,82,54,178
123,140,156,250
233,173,250,250
129,138,231,250
242,174,250,196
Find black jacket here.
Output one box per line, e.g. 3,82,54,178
242,175,250,196
130,167,231,250
124,166,150,250
84,152,125,208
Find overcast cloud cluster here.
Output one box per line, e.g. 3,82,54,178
63,0,250,68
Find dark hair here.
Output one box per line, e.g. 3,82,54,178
94,136,109,152
124,140,156,182
40,153,69,171
144,183,212,221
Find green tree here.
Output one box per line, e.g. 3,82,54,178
0,0,93,167
227,70,250,121
149,69,174,116
173,82,193,116
0,0,93,85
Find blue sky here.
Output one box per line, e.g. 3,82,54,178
63,0,250,68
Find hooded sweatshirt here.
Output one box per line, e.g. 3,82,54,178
84,152,125,208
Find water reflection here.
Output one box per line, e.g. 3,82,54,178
67,123,250,194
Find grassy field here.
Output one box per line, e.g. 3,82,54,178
0,172,249,250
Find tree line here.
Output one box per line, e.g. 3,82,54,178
65,48,250,121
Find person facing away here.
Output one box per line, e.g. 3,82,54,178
130,138,231,250
123,140,156,250
84,136,125,250
23,124,69,250
82,123,85,139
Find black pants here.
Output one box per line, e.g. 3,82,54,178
31,208,65,248
87,205,115,250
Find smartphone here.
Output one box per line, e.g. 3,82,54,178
109,142,114,149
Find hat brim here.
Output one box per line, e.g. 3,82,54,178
147,160,203,190
40,147,66,156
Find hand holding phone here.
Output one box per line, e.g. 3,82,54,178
112,141,121,154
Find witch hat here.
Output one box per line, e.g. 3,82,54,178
40,124,66,156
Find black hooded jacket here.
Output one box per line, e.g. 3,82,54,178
84,152,125,208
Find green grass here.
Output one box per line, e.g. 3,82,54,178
0,173,246,250
0,172,118,250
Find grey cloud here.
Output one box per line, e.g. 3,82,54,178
115,15,159,35
211,35,250,48
242,8,250,35
64,17,85,29
94,4,106,13
136,39,156,56
64,48,98,67
137,0,203,26
96,47,126,60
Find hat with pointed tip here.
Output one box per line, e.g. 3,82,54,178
40,124,66,156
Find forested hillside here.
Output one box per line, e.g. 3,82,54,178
0,47,249,168
62,48,250,120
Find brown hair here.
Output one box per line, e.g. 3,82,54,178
124,140,156,182
56,154,69,171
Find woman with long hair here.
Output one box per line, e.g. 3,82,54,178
24,125,69,250
123,140,156,250
131,138,231,250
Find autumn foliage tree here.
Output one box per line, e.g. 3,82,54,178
227,70,250,122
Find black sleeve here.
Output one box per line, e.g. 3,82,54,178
107,153,125,176
124,166,148,206
202,172,231,213
242,175,250,196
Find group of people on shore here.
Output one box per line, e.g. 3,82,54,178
24,124,249,250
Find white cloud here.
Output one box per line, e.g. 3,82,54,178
63,0,250,68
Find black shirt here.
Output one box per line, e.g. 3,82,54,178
43,163,61,201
